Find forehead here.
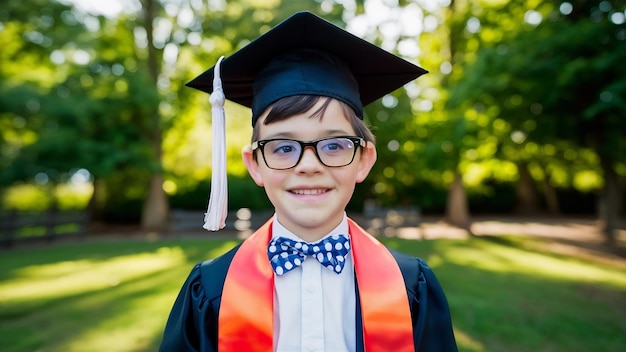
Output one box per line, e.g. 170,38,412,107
256,99,356,140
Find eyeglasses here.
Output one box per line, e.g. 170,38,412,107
251,136,366,170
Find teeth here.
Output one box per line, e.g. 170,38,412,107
292,189,326,195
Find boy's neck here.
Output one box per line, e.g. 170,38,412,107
296,232,329,243
273,214,346,243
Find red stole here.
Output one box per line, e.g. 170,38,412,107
218,218,414,351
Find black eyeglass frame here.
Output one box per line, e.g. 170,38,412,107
251,135,366,170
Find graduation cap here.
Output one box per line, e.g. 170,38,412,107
189,11,427,231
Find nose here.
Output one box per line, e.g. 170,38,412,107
294,146,324,172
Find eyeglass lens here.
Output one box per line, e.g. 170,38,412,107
262,137,358,169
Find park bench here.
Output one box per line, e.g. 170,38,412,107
362,200,422,237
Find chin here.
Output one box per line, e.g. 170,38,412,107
283,210,335,226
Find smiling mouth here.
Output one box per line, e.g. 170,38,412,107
290,189,329,195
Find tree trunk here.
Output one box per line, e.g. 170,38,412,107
139,0,169,231
542,174,560,215
514,162,540,215
598,155,621,246
142,173,169,230
445,170,471,230
441,0,470,231
87,177,107,223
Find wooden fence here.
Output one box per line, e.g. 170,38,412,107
169,205,421,237
0,208,89,248
168,209,274,233
0,205,421,247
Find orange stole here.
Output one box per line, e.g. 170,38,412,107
218,218,414,352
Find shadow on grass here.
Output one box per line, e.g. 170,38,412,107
441,261,625,352
0,238,242,351
383,237,626,352
471,233,626,268
1,236,625,352
0,238,241,282
3,267,180,351
468,217,626,260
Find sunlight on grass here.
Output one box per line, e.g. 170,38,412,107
0,239,245,352
453,329,484,351
1,236,624,352
383,237,626,351
61,272,181,352
0,247,186,304
439,240,626,289
52,241,240,352
205,240,240,259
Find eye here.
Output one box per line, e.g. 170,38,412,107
319,138,352,153
276,145,296,154
268,140,300,155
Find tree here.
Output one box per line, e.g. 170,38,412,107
449,1,626,244
1,0,163,222
136,0,168,230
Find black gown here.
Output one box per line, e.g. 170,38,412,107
159,244,458,352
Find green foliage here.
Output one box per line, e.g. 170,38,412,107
442,0,626,218
0,0,161,216
451,2,626,159
2,184,52,211
169,174,271,211
3,0,624,221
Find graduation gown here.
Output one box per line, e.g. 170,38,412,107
159,236,457,352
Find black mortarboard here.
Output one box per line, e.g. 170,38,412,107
187,11,427,126
190,11,427,231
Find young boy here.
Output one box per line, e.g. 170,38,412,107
160,11,457,352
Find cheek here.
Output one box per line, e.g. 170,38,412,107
331,167,360,187
260,171,290,207
260,169,287,188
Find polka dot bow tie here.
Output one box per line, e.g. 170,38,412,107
267,235,351,276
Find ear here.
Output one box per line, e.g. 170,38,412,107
355,142,377,183
242,145,265,186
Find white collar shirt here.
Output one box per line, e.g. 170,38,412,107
271,214,356,352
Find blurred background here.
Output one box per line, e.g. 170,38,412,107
1,0,625,242
1,1,625,351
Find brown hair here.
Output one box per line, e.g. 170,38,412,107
251,95,376,144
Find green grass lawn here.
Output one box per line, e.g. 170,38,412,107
1,234,624,351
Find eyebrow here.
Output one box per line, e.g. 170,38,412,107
262,129,352,140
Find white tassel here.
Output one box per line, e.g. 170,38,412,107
203,56,227,231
